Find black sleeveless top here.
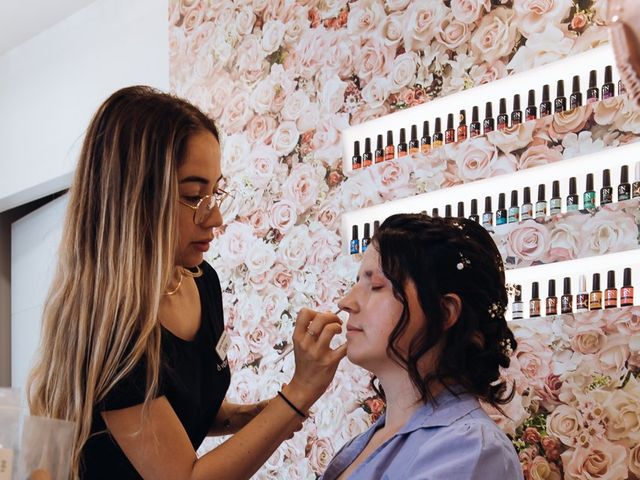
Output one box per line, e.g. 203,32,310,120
80,261,231,479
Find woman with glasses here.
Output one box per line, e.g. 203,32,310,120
27,86,346,479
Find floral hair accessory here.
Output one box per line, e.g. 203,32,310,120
457,252,471,270
499,338,514,357
488,301,506,318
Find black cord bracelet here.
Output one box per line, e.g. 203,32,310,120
277,391,307,419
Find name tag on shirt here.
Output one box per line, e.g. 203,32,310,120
215,330,230,361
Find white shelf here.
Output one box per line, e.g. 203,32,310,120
342,44,620,171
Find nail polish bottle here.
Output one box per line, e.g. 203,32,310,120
535,184,547,220
587,70,599,104
457,201,465,218
483,102,495,134
550,180,561,215
512,94,522,126
633,163,640,198
530,282,541,318
561,277,573,314
525,89,537,120
445,113,456,144
431,207,439,217
555,80,566,113
540,84,552,117
604,270,617,309
619,80,626,96
433,118,443,148
567,177,579,212
350,225,360,254
397,128,408,157
470,106,481,138
508,190,519,223
602,65,615,99
409,125,420,154
584,173,596,210
618,165,631,201
496,193,507,225
521,186,533,220
512,284,523,320
469,199,480,223
546,279,558,316
445,204,452,218
374,134,384,163
600,169,613,206
361,223,371,253
497,98,509,131
385,130,394,161
621,267,634,307
482,196,493,230
373,220,380,235
457,109,467,141
420,121,431,154
590,273,602,310
570,75,583,110
577,275,589,310
363,138,373,167
352,141,362,170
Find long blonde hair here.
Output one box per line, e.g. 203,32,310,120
27,86,218,478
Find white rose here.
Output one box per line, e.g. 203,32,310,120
222,134,251,177
471,7,518,64
361,76,390,109
227,366,260,404
216,222,255,268
308,438,335,476
284,6,309,45
249,78,275,115
514,0,573,37
269,199,298,233
378,11,404,48
507,23,574,73
261,19,285,54
277,225,311,270
296,102,320,133
314,395,346,438
385,0,410,11
312,113,350,168
451,0,490,24
282,163,321,213
318,0,347,19
245,239,276,275
357,36,394,84
282,90,310,121
271,121,300,156
403,1,449,52
234,6,256,36
220,89,252,134
248,144,278,189
347,0,386,36
388,52,418,94
320,77,347,114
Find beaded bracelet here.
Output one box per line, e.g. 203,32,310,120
277,391,307,419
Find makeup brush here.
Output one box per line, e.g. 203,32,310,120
275,309,343,363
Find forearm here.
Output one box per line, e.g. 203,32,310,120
209,400,269,436
194,385,310,480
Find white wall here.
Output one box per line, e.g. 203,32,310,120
1,0,169,387
0,0,169,212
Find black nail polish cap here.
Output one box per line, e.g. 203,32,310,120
499,98,507,114
363,222,370,237
589,70,597,88
435,117,442,133
604,65,613,84
548,279,556,296
432,207,439,217
457,201,465,217
537,184,545,201
552,180,560,198
447,113,454,130
386,130,393,146
515,284,522,301
564,277,571,295
569,177,577,195
411,125,417,141
603,169,611,187
364,138,371,153
542,84,550,102
353,141,360,156
593,272,601,290
498,192,505,209
510,190,518,207
528,89,536,107
352,225,358,239
373,220,380,234
376,134,383,150
399,128,406,143
621,165,629,183
572,75,580,93
532,281,539,299
586,173,594,191
485,101,493,117
607,270,615,288
624,267,632,286
485,195,492,212
445,204,452,217
422,120,430,137
523,186,531,204
513,94,521,111
471,198,478,215
557,79,565,97
472,106,479,122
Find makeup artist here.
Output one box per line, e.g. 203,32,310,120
27,86,347,480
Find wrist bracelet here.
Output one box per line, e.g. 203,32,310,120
277,391,307,419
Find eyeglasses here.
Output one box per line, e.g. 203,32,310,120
179,188,232,225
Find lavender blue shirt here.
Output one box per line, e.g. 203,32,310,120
321,388,523,480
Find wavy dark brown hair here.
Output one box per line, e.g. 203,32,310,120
372,213,517,408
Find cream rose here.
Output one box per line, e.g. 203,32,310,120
234,6,256,35
347,0,385,36
250,78,276,115
245,114,277,145
547,217,583,262
570,327,606,354
297,102,321,133
357,36,394,84
308,438,334,475
403,1,449,51
269,199,297,233
385,0,410,11
370,160,413,201
506,221,551,263
630,443,640,477
235,34,268,84
388,52,418,94
320,77,347,114
454,137,497,182
282,90,310,122
261,19,285,54
547,404,584,447
277,225,310,270
451,0,490,23
530,455,562,480
469,60,508,86
318,0,347,20
580,208,637,257
597,333,630,374
515,337,553,384
518,143,563,170
487,121,536,154
312,113,350,168
245,239,276,276
292,27,328,80
282,163,320,213
271,121,300,156
597,386,640,443
221,89,253,134
361,76,390,109
471,8,518,63
594,96,624,126
436,14,471,50
379,12,404,48
562,439,629,480
222,134,251,176
514,0,573,37
284,6,309,45
508,23,574,73
548,105,592,141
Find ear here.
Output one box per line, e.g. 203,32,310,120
440,293,462,331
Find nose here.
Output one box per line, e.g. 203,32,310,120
201,204,223,229
338,286,359,314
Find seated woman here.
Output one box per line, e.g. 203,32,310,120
324,213,523,480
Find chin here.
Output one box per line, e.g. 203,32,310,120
180,253,203,269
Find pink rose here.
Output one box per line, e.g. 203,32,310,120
277,225,311,270
571,12,588,32
547,404,584,447
597,386,640,443
469,61,508,86
312,113,350,168
612,96,640,134
356,36,394,84
379,12,404,48
518,143,563,170
216,222,255,268
454,137,497,182
523,427,542,444
182,3,205,33
436,14,471,50
561,439,628,480
369,159,413,201
271,262,293,291
514,0,573,37
269,199,297,234
451,0,490,24
547,215,583,262
271,121,300,156
597,333,630,374
530,455,562,480
594,97,625,126
282,90,310,122
291,27,328,80
324,30,357,79
246,115,277,145
235,34,269,84
388,52,418,94
220,89,252,134
205,71,234,119
570,326,606,354
340,172,379,210
316,196,341,231
629,443,640,478
471,8,518,63
604,308,640,336
542,436,561,458
222,134,251,177
228,366,261,404
548,105,593,142
480,392,529,436
308,222,341,272
539,374,563,410
364,397,385,414
506,221,551,264
308,438,334,475
515,337,553,384
283,163,321,213
347,0,385,36
403,1,449,51
487,121,536,154
249,78,276,115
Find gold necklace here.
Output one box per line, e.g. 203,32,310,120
164,270,184,296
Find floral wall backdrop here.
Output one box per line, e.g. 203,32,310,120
168,1,640,478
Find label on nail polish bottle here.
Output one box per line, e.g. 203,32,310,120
601,187,613,205
521,204,533,220
576,293,589,310
508,206,519,223
495,210,507,225
445,130,456,144
589,291,602,310
550,198,561,215
470,124,481,138
350,239,360,255
566,195,579,212
535,201,547,219
361,238,370,253
561,295,573,314
420,141,431,154
540,103,551,117
482,212,493,229
584,191,596,210
619,184,631,201
363,152,372,167
457,126,467,141
602,84,615,99
621,287,634,306
546,297,558,316
384,145,394,161
530,299,540,317
512,302,523,320
633,182,640,198
604,289,617,308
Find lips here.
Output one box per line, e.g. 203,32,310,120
192,241,211,252
346,325,363,333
